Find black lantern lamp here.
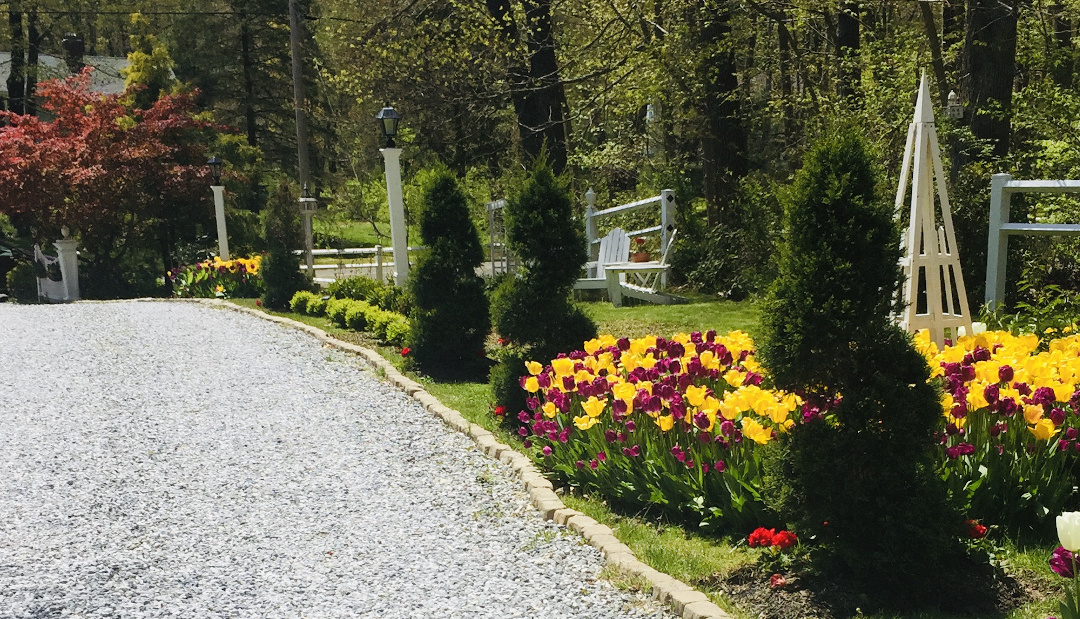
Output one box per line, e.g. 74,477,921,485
207,156,224,185
376,105,401,148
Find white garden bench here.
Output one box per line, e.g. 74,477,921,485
575,227,631,291
602,229,677,307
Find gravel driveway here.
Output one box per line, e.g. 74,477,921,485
0,301,674,619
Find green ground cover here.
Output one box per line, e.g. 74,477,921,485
229,297,1063,619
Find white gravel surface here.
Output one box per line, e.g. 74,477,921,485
0,301,675,619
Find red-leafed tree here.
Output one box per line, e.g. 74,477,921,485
0,68,215,297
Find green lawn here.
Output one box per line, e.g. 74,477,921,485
228,296,1060,619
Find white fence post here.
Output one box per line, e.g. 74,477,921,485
660,189,675,288
374,245,384,283
585,188,598,263
985,173,1012,310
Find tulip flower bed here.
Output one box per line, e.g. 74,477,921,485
515,327,1080,539
919,329,1080,534
516,330,800,533
170,255,263,298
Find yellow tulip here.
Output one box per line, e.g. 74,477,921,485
698,350,720,371
582,397,607,418
655,414,674,431
639,354,658,370
525,360,544,376
584,338,602,355
574,415,598,430
1054,381,1075,403
1024,404,1044,425
542,401,558,418
1031,418,1058,441
551,357,575,378
742,418,771,445
524,376,540,393
612,382,637,405
685,384,708,408
724,369,744,388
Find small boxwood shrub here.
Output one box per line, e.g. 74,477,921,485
5,262,37,303
307,296,328,316
325,298,352,328
290,290,318,314
345,302,369,331
327,276,385,303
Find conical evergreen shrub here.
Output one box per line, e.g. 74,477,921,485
406,168,490,380
261,181,310,310
490,163,596,423
760,130,962,610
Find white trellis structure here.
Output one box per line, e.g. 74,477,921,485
896,73,972,346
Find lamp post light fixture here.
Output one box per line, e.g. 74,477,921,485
206,155,230,260
377,105,409,285
947,90,964,120
376,105,402,148
299,184,317,276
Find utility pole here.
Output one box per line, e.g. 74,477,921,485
288,0,315,270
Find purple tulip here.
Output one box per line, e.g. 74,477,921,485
542,445,553,456
1050,546,1076,578
998,365,1014,383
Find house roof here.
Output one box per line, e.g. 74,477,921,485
0,52,129,96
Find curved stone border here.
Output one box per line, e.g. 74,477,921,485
200,299,734,619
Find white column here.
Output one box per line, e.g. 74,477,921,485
380,147,409,286
211,185,230,260
54,232,80,302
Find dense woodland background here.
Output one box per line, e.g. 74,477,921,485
2,0,1079,310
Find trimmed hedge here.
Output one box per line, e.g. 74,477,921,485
288,290,409,348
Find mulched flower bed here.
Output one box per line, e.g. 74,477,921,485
700,562,1040,619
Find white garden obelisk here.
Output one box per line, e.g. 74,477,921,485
896,72,972,347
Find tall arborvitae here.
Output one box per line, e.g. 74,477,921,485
260,181,309,309
760,130,962,611
407,168,490,380
490,163,596,424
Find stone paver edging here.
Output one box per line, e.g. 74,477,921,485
205,299,735,619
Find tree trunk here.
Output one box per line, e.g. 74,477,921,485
486,0,569,173
1050,3,1073,88
7,6,25,115
25,7,38,116
836,1,860,101
961,0,1018,160
521,0,569,174
918,2,949,107
240,11,258,146
697,2,746,229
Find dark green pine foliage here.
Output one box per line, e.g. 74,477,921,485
760,131,962,611
490,163,597,421
260,182,310,310
407,168,491,380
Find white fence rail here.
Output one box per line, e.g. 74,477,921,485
293,245,424,285
986,173,1080,308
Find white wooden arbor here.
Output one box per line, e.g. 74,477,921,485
896,73,972,346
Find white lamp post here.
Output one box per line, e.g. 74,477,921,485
377,105,409,286
207,156,230,260
299,184,317,276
